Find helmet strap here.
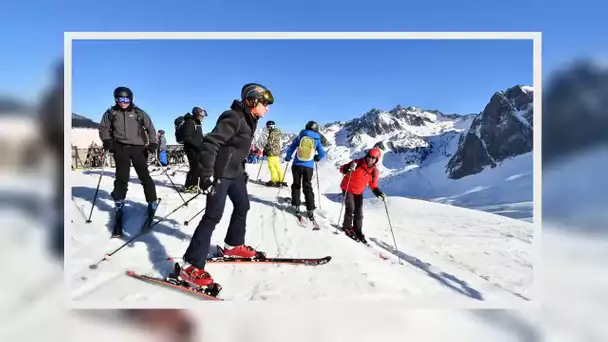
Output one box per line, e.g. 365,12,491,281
245,98,258,109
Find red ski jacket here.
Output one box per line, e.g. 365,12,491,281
339,158,380,195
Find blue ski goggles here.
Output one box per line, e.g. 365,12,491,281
116,96,131,103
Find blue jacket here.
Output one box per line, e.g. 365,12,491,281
285,129,327,168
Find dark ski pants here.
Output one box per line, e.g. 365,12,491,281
185,149,201,188
342,192,364,234
291,164,315,211
112,142,157,203
184,174,250,269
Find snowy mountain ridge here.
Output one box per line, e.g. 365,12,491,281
253,84,533,221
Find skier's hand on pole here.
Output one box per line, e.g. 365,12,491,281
345,163,356,173
373,188,387,203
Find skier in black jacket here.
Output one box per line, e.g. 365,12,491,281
179,83,274,288
182,107,206,192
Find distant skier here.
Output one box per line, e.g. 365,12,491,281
98,86,160,237
178,106,206,192
338,147,387,244
262,120,287,187
157,130,168,166
179,83,274,289
284,120,327,221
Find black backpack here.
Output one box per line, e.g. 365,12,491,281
174,115,186,144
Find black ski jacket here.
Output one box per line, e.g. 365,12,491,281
182,113,204,152
198,100,258,179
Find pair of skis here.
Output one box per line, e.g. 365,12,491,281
127,249,332,301
278,196,320,230
292,209,320,230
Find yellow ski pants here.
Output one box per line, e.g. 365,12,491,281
267,156,284,183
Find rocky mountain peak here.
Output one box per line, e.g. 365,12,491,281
446,85,534,179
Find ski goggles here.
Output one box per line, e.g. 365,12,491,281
259,89,274,105
116,96,131,103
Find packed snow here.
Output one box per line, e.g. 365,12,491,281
69,156,533,304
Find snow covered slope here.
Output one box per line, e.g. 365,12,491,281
69,160,533,304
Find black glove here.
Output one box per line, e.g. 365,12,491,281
243,171,249,183
102,139,114,152
345,163,356,173
314,155,320,162
147,143,158,153
198,176,215,194
263,149,269,157
372,188,386,202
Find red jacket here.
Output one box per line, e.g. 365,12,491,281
339,158,380,195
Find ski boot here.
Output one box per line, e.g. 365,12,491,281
343,228,359,242
183,185,199,193
147,200,159,216
169,263,222,298
292,205,307,226
219,244,266,260
111,200,125,238
354,231,368,244
307,210,320,230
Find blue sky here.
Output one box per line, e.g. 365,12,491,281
1,0,607,138
71,38,532,139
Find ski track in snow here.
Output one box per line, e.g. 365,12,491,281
69,162,534,304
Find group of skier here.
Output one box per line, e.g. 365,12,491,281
97,83,386,289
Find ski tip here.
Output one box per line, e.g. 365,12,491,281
126,270,135,276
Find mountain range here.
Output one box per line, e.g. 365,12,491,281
254,84,533,181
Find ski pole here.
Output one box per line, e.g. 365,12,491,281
336,171,353,230
85,152,107,223
89,192,202,269
184,207,206,226
382,199,401,264
155,155,188,207
256,158,264,180
315,161,322,210
276,161,290,199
